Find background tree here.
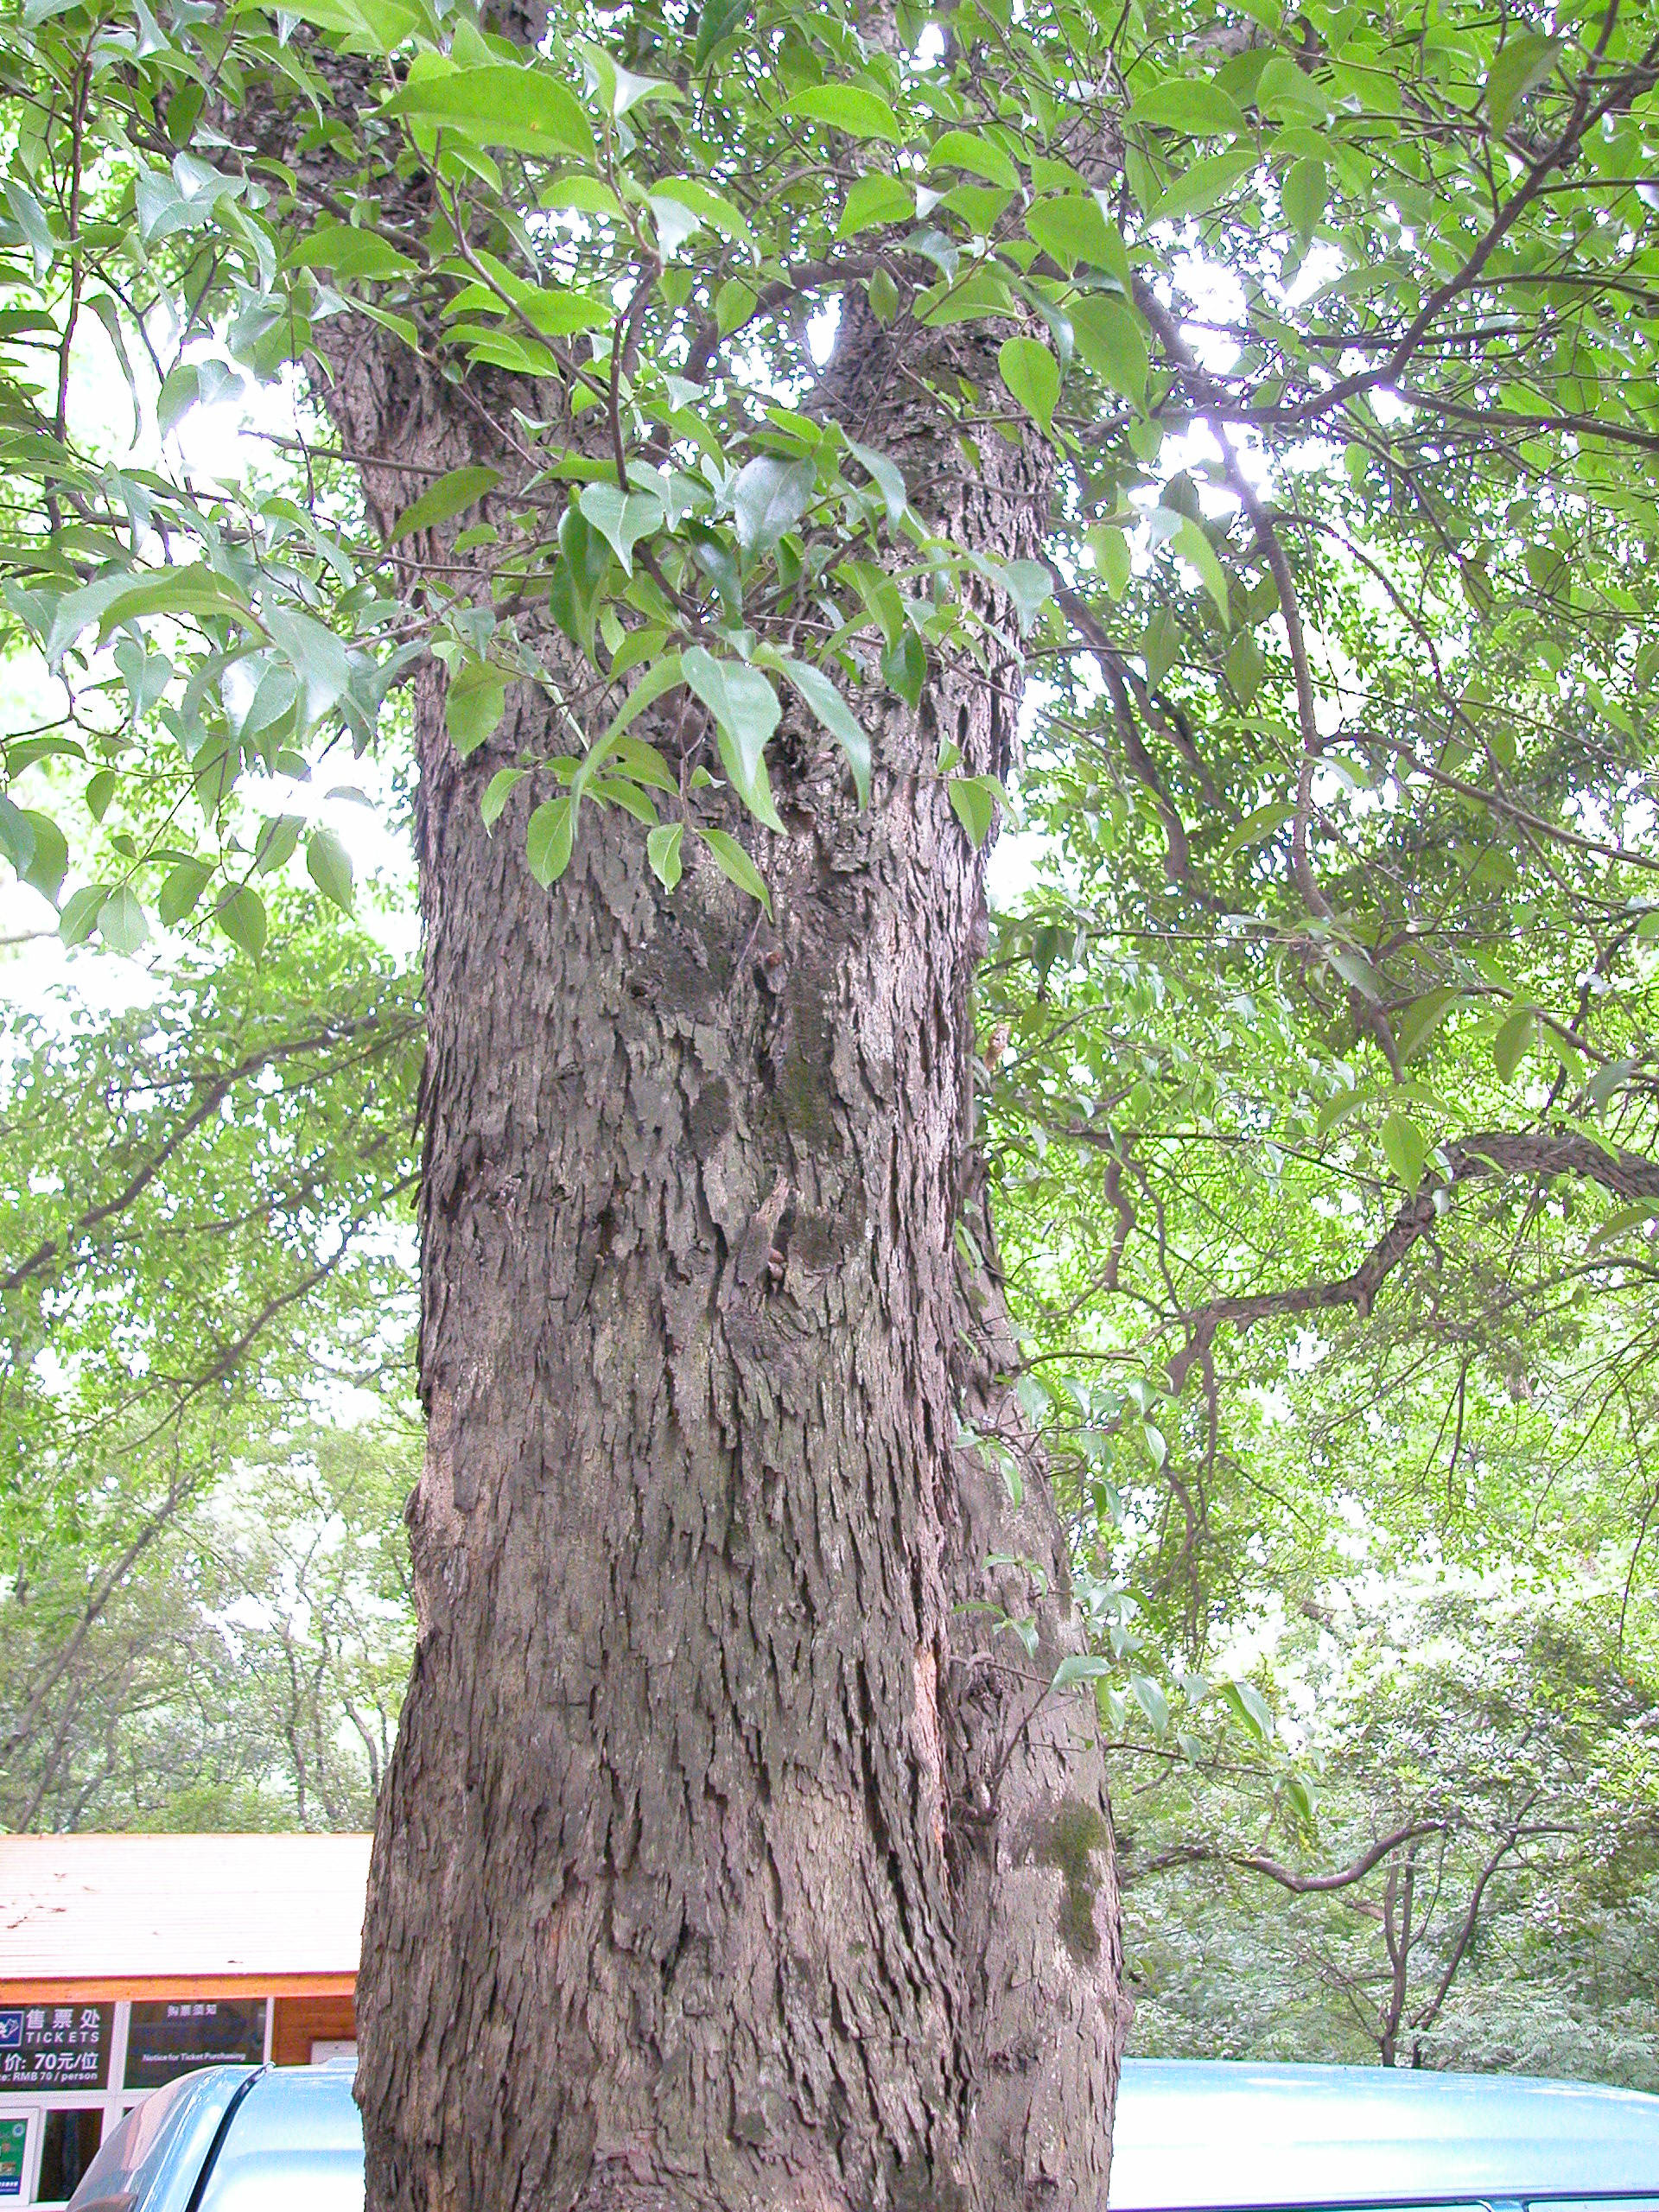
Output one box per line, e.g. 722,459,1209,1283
0,912,420,1826
4,0,1659,2208
1114,1586,1659,2081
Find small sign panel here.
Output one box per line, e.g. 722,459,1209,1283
0,2005,113,2092
0,2119,27,2199
123,1999,269,2091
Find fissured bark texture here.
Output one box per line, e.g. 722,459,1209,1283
336,294,1131,2212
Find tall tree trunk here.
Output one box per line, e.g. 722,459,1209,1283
324,209,1130,2212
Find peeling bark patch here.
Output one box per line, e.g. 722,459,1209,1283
1042,1801,1109,1964
912,1645,945,1857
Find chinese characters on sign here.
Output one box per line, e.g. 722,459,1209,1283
123,1999,268,2092
0,2005,111,2093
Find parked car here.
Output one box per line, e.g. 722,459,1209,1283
67,2063,361,2212
68,2055,1659,2212
1109,2059,1659,2209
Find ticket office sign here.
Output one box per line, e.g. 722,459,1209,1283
123,1999,268,2092
0,2005,112,2093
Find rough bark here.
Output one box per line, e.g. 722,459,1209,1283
309,188,1130,2212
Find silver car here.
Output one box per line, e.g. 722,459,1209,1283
67,2056,1659,2212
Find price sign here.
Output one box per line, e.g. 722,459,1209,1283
0,2005,112,2093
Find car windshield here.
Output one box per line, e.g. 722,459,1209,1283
65,2075,199,2212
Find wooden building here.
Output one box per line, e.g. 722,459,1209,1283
0,1834,370,2207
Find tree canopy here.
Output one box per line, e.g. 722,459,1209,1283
4,0,1659,2181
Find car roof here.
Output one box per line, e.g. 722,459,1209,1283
1108,2060,1659,2209
67,2066,257,2212
194,2064,365,2212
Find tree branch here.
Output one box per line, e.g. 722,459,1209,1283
1129,1816,1446,1894
1166,1129,1659,1395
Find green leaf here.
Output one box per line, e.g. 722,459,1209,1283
881,629,926,709
693,0,745,67
16,810,67,903
646,822,683,890
1281,156,1326,241
215,886,268,960
4,179,54,280
647,178,755,253
2,793,38,876
1324,942,1382,1003
732,456,815,556
382,60,596,161
97,885,149,956
781,658,871,804
1146,144,1258,224
1524,543,1571,601
390,466,499,543
1173,518,1230,626
968,555,1054,633
916,267,1016,330
59,884,107,948
1086,524,1132,600
1024,195,1124,276
291,223,419,281
86,296,141,447
612,737,678,796
447,661,509,758
549,503,613,658
682,647,781,812
269,0,420,42
264,606,353,729
836,172,913,238
577,485,664,576
949,774,1001,846
1485,32,1562,134
537,177,626,219
1494,1007,1535,1082
480,766,526,830
845,437,907,526
306,826,354,911
1395,988,1461,1065
576,41,683,121
598,654,686,747
998,335,1060,435
44,569,252,665
1129,1673,1170,1737
1129,78,1245,137
1255,54,1334,120
157,857,214,925
254,814,304,874
1381,1109,1433,1196
1071,296,1148,404
1586,1199,1659,1254
1285,1775,1317,1827
526,797,575,886
1052,1653,1114,1691
1220,1679,1274,1741
1224,627,1263,703
787,84,906,143
700,826,772,913
927,129,1020,188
